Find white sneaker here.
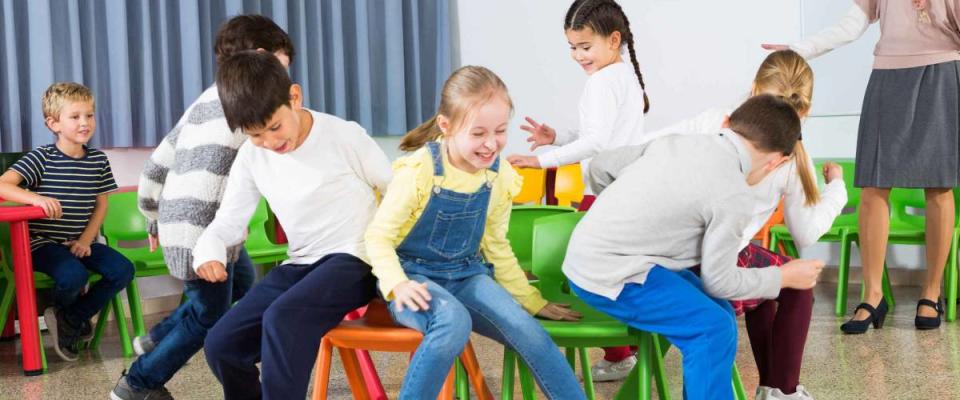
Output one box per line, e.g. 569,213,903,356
590,355,637,382
756,385,773,400
768,385,814,400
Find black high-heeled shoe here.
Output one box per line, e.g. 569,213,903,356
915,298,943,330
840,297,888,334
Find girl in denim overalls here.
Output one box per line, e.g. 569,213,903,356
364,66,586,399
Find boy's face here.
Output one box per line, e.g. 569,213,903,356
243,85,307,154
47,100,95,145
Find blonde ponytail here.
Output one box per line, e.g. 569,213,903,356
399,115,443,152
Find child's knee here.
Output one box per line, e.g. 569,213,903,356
106,260,135,286
56,268,90,291
425,300,472,352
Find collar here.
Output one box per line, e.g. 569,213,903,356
717,128,751,176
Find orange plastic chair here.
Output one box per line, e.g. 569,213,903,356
754,199,786,253
312,300,493,400
513,168,546,204
554,164,585,207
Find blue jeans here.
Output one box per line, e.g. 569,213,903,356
126,249,253,390
571,266,737,400
389,273,585,400
32,242,134,326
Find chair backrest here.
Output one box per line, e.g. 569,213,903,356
507,205,576,271
554,164,585,207
530,212,585,301
513,168,546,204
103,190,149,245
889,188,926,225
245,198,277,245
753,199,785,242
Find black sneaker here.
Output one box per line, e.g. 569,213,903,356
111,371,174,400
43,307,80,361
78,318,94,341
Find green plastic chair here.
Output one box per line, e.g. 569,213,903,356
244,198,288,266
102,190,167,338
501,212,667,400
0,222,133,370
943,189,960,321
769,159,895,317
507,205,576,273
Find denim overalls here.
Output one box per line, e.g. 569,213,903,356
386,141,586,400
395,141,498,279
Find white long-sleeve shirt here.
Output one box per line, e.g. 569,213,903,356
536,61,647,168
192,109,392,270
643,108,848,249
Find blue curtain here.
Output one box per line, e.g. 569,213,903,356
0,0,453,151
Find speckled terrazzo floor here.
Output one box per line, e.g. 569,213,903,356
1,283,958,399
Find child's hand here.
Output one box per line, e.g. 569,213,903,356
822,162,842,183
148,233,160,252
391,280,432,312
64,240,92,258
536,302,582,321
30,195,62,219
779,259,824,290
520,117,557,150
761,44,790,51
196,261,228,282
507,155,541,169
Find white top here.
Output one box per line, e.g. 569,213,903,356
645,108,848,249
537,61,647,168
192,109,393,270
565,131,782,301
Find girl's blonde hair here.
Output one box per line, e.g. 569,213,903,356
400,66,512,152
752,50,818,206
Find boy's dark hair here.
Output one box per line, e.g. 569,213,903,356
565,0,649,113
728,94,801,156
217,51,293,132
214,15,295,65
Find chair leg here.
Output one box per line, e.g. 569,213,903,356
501,349,517,400
312,338,334,400
577,347,596,400
836,235,852,317
455,359,469,399
565,347,576,369
355,349,387,400
881,262,895,309
615,333,652,400
517,359,536,400
0,278,15,337
732,363,747,400
440,366,457,400
339,346,371,400
460,342,494,400
111,295,133,357
89,305,111,351
126,278,146,337
946,230,959,321
651,334,670,400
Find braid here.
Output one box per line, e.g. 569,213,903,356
608,1,650,113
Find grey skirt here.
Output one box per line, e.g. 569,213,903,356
855,60,960,188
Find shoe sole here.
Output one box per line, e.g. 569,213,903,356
44,308,78,362
591,367,635,382
109,391,124,400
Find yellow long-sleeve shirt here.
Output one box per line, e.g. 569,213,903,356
364,142,548,314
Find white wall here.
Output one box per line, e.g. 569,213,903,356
455,0,920,270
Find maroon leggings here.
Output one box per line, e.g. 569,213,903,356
601,244,813,394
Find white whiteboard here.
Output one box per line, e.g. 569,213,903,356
802,0,880,117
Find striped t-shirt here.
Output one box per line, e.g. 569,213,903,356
9,144,118,250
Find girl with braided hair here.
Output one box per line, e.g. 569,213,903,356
507,0,650,174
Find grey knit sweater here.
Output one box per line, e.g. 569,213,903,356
138,86,247,280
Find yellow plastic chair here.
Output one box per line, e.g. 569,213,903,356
513,168,546,204
554,164,585,207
